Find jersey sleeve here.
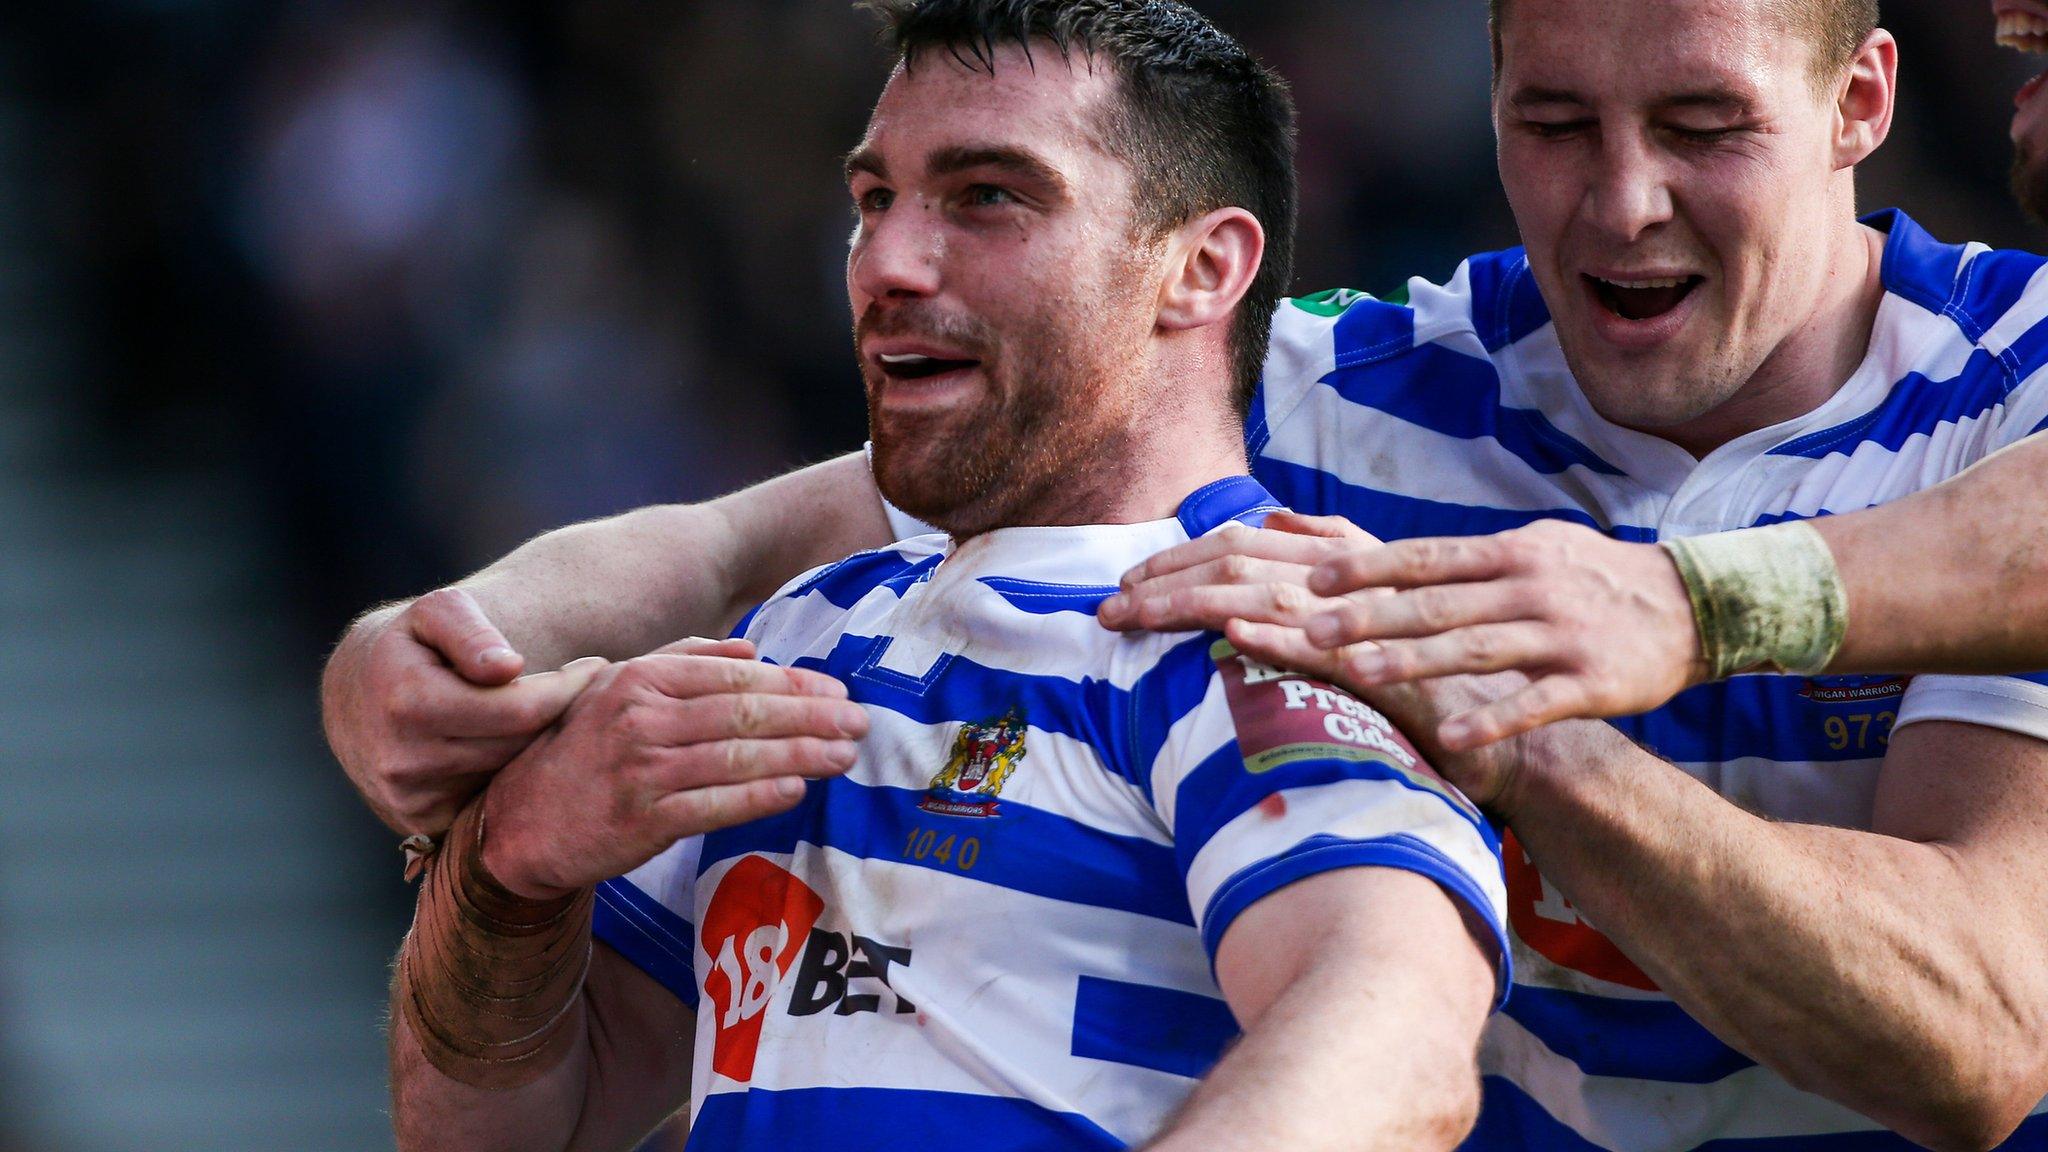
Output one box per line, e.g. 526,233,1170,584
1895,671,2048,744
1139,637,1511,1003
592,836,706,1010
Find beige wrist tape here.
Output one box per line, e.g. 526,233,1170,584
398,798,593,1090
1659,521,1849,680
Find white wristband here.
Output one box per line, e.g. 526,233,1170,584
1660,521,1849,680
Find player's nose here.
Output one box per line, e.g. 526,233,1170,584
850,197,944,301
1583,127,1675,243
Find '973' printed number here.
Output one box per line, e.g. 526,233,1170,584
1824,711,1894,752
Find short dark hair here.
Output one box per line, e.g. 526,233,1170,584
1488,0,1880,94
860,0,1296,412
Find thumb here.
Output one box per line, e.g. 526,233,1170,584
509,655,614,722
407,588,524,686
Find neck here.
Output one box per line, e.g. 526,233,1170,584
950,394,1248,541
1660,221,1887,458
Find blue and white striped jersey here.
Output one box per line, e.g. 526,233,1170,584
1251,209,2048,1151
593,475,1510,1150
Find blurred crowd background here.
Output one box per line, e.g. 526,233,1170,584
0,2,2033,1149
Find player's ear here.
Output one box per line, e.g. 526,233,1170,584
1832,27,1895,171
1156,207,1264,333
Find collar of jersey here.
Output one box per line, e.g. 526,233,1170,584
926,474,1283,586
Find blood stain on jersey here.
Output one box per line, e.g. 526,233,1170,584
919,707,1026,818
701,856,826,1081
1211,639,1477,820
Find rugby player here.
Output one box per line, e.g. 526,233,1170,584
1167,0,2048,750
333,0,2048,1149
386,4,1506,1149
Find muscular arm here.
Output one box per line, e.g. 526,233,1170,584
326,453,892,833
1502,717,2048,1152
454,452,893,670
1817,433,2048,674
1106,523,2048,1148
1145,868,1495,1152
390,945,694,1152
1190,435,2048,748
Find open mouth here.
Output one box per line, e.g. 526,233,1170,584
1997,5,2048,53
877,352,981,381
1584,274,1704,322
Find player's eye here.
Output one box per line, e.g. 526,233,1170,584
1668,124,1739,145
856,187,894,213
1523,119,1592,140
962,184,1017,208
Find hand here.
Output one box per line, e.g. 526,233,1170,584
323,587,610,835
1098,510,1379,633
478,648,870,900
1219,617,1530,811
1290,520,1705,749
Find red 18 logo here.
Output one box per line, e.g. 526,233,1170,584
1502,829,1658,992
700,856,826,1081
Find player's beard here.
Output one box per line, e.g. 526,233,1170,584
2014,143,2048,228
861,290,1146,539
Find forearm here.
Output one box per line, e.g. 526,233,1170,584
1816,434,2048,675
1505,722,2042,1146
1148,960,1480,1152
389,994,591,1152
1150,870,1492,1152
455,504,743,670
456,452,892,670
391,946,691,1152
387,794,694,1152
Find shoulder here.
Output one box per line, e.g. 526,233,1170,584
1256,248,1546,440
740,536,947,649
1874,209,2048,375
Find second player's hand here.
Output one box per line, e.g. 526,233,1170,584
1294,520,1706,749
479,648,871,901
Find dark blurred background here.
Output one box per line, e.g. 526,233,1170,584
0,2,2028,1149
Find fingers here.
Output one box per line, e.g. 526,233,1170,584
628,692,869,747
651,636,757,660
1309,535,1515,597
620,652,849,702
1438,675,1591,751
1333,623,1555,687
1264,509,1378,543
1102,556,1318,630
650,776,811,840
1115,579,1338,634
648,736,860,793
1222,619,1345,682
405,588,525,685
389,656,602,740
1303,582,1522,648
1116,526,1347,593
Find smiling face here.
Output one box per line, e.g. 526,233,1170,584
1495,0,1873,442
846,45,1166,537
1996,0,2048,219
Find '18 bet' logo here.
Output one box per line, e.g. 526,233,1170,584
700,856,825,1081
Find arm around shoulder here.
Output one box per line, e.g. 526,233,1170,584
458,451,894,669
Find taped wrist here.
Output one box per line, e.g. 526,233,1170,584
1659,521,1848,681
397,796,593,1090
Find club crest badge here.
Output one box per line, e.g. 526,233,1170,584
918,708,1026,818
